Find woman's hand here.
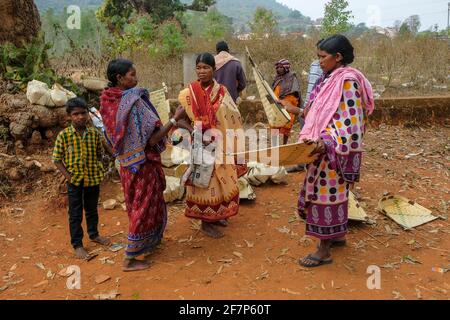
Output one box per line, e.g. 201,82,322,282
278,99,300,115
303,139,326,157
303,108,309,118
149,106,187,146
285,105,301,114
173,106,187,121
176,118,193,133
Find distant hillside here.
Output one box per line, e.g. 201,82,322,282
35,0,312,32
182,0,312,32
211,0,312,32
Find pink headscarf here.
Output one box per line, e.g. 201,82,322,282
275,59,291,72
299,66,374,141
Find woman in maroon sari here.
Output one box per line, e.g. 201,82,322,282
100,59,188,272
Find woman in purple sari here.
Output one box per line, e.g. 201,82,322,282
297,35,374,267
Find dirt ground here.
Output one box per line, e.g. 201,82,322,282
0,125,449,300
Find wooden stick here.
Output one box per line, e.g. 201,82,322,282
357,227,387,245
409,229,433,243
153,261,176,267
427,246,450,253
0,153,14,158
0,187,9,199
110,231,124,237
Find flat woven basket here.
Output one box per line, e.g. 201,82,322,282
378,195,438,229
348,191,368,222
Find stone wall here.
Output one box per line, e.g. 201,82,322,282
170,96,450,127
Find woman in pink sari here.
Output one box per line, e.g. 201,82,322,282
298,35,374,267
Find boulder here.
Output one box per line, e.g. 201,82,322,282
14,140,24,150
30,131,42,145
30,105,58,128
44,129,55,140
10,96,28,109
10,112,38,128
82,77,108,92
9,122,31,141
54,107,68,127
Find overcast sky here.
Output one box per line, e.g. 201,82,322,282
277,0,449,30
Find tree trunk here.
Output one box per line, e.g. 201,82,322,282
0,0,41,47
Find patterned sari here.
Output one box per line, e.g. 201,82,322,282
178,80,246,222
298,67,374,240
100,87,167,259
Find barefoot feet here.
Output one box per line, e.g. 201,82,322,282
122,259,152,272
201,221,224,239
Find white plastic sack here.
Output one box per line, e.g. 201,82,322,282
89,107,104,130
50,83,76,107
50,88,66,107
245,162,271,186
27,80,76,108
26,80,54,107
161,145,191,168
270,167,288,184
245,162,288,186
238,177,256,200
164,176,185,203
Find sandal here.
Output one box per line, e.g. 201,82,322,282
299,254,333,268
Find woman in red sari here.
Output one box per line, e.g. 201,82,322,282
100,59,188,272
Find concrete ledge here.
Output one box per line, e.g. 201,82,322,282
370,96,450,126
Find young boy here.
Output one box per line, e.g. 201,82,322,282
53,97,111,259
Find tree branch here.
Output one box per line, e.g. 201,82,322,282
185,0,216,12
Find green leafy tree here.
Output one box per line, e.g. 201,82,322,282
321,0,353,37
249,7,278,38
393,20,402,33
399,15,421,36
105,13,155,56
399,22,412,37
123,15,155,41
149,20,186,57
398,16,421,38
203,9,233,41
95,1,219,57
97,0,215,32
0,35,78,93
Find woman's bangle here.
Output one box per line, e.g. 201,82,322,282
169,118,177,126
